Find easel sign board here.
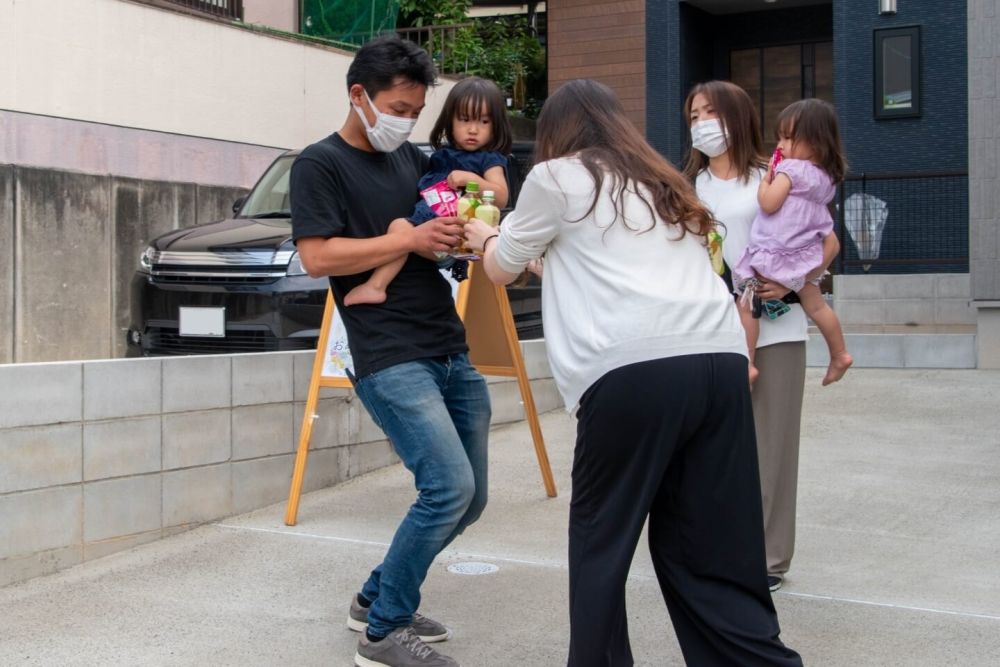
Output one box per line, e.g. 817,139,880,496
285,263,556,526
319,304,354,386
320,270,460,384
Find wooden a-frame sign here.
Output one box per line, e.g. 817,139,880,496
284,262,557,526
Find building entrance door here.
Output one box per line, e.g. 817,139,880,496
730,42,833,142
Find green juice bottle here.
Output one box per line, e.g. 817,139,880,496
477,190,501,227
457,181,481,221
455,182,482,258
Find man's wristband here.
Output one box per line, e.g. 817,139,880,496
482,234,499,253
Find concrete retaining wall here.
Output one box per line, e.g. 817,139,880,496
0,163,248,364
833,274,974,326
0,343,562,588
808,275,977,369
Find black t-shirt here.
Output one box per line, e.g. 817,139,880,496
290,133,468,377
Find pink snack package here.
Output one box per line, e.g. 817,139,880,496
420,180,459,217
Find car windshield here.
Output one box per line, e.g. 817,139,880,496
239,155,295,218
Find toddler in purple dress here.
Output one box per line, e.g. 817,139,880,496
733,99,853,386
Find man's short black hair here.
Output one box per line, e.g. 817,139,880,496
347,36,437,95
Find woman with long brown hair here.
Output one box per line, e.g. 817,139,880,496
465,79,801,667
684,79,768,184
685,81,841,594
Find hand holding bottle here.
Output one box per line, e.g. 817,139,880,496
463,217,497,255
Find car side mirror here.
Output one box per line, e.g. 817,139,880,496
232,196,247,216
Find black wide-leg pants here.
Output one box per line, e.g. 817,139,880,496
567,353,802,667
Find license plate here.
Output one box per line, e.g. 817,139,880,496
178,307,226,337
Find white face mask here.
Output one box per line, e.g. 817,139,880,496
690,119,729,158
353,89,419,153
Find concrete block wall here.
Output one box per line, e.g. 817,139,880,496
0,343,562,588
833,274,975,326
0,164,249,364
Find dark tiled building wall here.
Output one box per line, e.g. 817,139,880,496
646,1,968,273
647,2,833,166
645,1,680,163
834,1,967,174
648,1,967,173
834,1,968,273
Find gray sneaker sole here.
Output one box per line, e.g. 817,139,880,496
354,650,457,667
346,616,452,643
347,615,369,633
354,652,392,667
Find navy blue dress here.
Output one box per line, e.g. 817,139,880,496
409,147,508,224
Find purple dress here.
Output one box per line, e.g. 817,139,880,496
732,159,835,293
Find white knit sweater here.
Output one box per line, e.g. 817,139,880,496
494,157,748,412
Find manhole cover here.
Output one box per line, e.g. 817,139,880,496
446,562,499,576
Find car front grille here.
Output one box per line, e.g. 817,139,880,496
146,249,293,283
148,249,294,267
145,327,315,355
150,274,279,286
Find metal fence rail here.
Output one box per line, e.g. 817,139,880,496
396,23,473,75
133,0,244,21
833,170,968,274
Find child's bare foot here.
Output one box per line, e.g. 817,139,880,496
822,351,853,386
749,364,760,387
344,283,386,306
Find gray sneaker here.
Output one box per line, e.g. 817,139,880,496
354,626,459,667
348,595,452,643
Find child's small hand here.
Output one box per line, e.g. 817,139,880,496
755,276,792,300
447,170,477,191
526,257,544,278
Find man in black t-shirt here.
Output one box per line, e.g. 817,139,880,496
290,37,490,667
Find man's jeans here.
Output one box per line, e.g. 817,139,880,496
352,353,491,637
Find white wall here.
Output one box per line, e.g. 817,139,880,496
243,0,297,32
0,0,452,151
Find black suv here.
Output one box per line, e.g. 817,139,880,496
126,143,540,356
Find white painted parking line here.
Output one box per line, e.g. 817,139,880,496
215,523,570,570
779,591,1000,622
216,523,392,550
216,522,1000,622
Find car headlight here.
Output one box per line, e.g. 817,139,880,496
286,251,307,276
139,246,155,273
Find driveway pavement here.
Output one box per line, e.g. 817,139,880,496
1,368,998,666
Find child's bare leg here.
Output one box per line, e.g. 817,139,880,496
738,294,760,386
344,219,412,306
798,284,852,385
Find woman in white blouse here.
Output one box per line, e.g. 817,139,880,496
465,79,801,667
684,80,839,594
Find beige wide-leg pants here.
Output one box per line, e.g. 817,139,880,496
752,341,806,577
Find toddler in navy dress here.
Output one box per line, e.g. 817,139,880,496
345,77,512,305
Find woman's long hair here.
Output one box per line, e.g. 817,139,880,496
535,79,713,238
682,80,767,183
776,98,848,184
